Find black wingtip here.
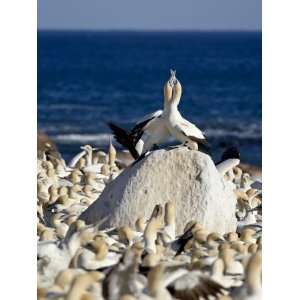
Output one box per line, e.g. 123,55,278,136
221,146,240,161
107,122,140,160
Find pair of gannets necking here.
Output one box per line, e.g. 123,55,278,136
109,70,208,160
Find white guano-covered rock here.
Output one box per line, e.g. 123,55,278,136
78,148,237,234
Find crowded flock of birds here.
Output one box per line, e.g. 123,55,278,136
37,70,262,300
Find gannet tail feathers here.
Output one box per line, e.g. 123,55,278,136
107,122,140,160
187,136,210,155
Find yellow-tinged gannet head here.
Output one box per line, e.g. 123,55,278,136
118,226,136,246
164,69,182,106
66,271,104,300
108,137,117,167
135,217,147,233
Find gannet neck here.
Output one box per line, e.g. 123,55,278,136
164,102,180,116
66,233,81,257
86,150,92,167
246,251,261,293
68,150,86,168
163,82,173,109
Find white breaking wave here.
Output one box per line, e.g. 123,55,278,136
53,133,112,145
52,126,260,148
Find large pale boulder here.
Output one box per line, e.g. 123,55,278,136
78,148,237,234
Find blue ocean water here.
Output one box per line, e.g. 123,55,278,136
38,31,261,166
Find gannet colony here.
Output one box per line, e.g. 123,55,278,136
37,71,262,300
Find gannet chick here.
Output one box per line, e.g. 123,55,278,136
108,70,177,160
164,71,208,151
144,205,164,254
163,201,176,242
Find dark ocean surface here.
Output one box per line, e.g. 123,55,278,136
38,31,261,166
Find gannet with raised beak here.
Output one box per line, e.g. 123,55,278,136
108,70,178,159
163,72,208,151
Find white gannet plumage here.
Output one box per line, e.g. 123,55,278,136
216,146,241,176
108,70,178,159
163,72,207,151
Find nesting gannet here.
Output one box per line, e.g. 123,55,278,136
164,72,208,151
103,250,146,300
75,237,121,270
168,222,204,256
216,146,241,176
68,148,88,168
80,145,104,173
108,70,177,159
118,226,143,246
37,229,86,288
144,205,164,254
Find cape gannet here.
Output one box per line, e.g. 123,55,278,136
108,70,178,159
216,146,241,176
163,72,208,152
